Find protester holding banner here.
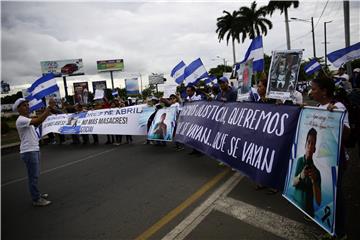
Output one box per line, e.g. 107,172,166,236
13,98,53,207
47,97,65,144
310,74,350,239
254,76,276,104
215,77,237,102
185,85,202,102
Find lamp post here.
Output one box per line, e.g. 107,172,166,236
291,17,316,58
216,56,227,72
323,21,332,68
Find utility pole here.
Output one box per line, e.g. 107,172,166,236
323,21,332,68
344,0,352,76
63,76,68,98
311,17,316,58
291,17,316,58
110,71,114,90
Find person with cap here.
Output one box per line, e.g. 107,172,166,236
216,76,237,102
334,66,352,91
13,98,53,206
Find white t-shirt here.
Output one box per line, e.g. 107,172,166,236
318,102,350,128
186,94,202,102
16,115,40,153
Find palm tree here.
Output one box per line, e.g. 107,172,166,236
216,10,247,65
238,1,273,40
267,1,300,50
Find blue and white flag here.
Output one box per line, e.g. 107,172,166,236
28,73,59,100
203,75,217,85
25,93,45,112
171,61,187,84
183,58,209,85
240,35,264,72
327,42,360,68
304,59,321,76
112,90,118,97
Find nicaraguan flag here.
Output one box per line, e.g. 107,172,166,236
171,61,187,84
25,93,45,112
240,35,264,72
112,90,118,96
28,73,59,99
327,42,360,68
183,58,209,85
304,59,321,76
203,75,217,85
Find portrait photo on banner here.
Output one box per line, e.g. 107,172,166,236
147,107,177,141
237,59,253,101
283,107,345,235
267,50,302,101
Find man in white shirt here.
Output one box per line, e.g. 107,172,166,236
13,98,53,207
185,85,202,102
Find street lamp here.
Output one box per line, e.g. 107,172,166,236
291,17,316,58
323,20,332,68
216,56,227,72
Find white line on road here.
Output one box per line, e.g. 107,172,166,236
162,172,244,240
214,197,321,240
1,148,118,187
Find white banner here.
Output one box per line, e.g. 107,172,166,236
42,104,155,136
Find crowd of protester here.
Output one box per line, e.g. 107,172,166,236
13,65,360,239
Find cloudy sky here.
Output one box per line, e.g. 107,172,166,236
1,0,359,95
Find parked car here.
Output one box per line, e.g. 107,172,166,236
61,63,78,75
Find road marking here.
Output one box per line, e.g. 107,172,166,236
1,148,118,187
134,168,231,240
162,172,243,240
214,197,321,240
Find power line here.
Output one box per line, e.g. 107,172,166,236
314,0,330,30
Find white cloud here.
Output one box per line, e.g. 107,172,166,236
1,0,359,95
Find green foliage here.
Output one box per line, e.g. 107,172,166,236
1,91,23,104
154,91,164,98
1,120,10,134
209,65,233,78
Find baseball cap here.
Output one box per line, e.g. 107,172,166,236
354,68,360,73
12,98,28,112
218,76,229,83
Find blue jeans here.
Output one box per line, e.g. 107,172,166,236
20,151,41,201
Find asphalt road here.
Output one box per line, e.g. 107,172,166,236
2,136,359,239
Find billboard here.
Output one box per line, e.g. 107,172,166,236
97,59,124,72
73,82,89,104
40,59,84,76
149,73,165,85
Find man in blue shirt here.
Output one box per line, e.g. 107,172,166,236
216,77,237,102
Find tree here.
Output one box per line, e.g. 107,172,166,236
216,10,247,65
238,1,273,40
209,64,233,79
267,1,299,50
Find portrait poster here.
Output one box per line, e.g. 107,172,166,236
237,59,253,101
147,107,178,142
92,80,107,92
73,82,89,105
283,107,345,235
267,50,303,101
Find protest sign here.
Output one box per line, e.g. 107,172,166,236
163,84,178,98
92,80,107,92
175,101,301,189
73,82,89,104
237,59,253,101
267,50,302,101
148,107,178,141
42,104,155,136
125,78,140,95
283,107,345,235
